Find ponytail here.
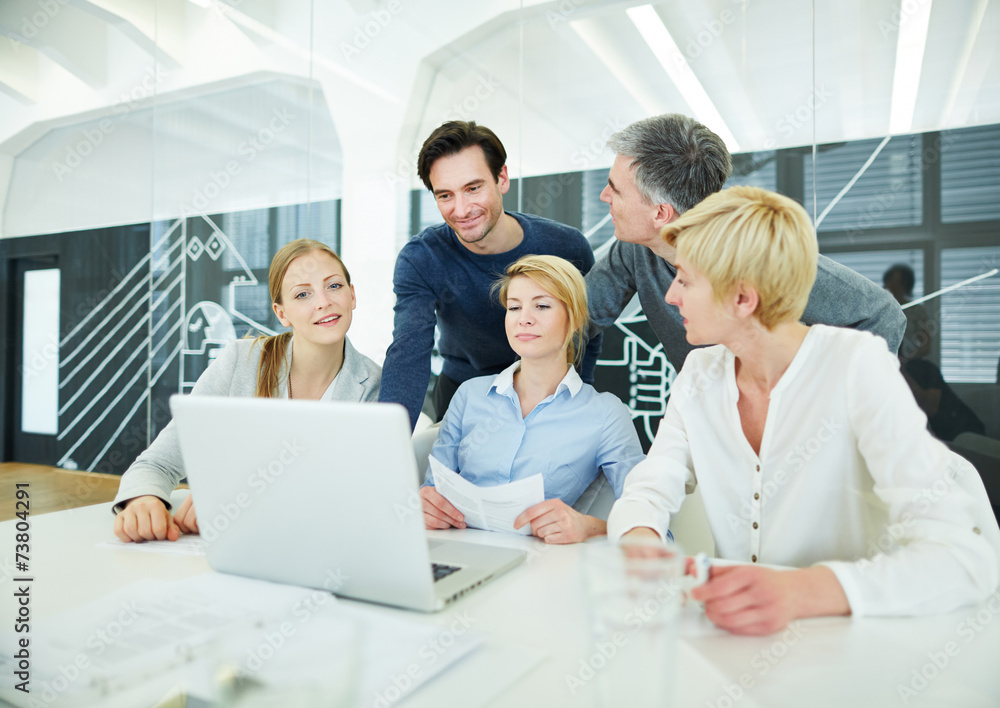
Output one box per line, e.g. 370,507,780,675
253,332,292,398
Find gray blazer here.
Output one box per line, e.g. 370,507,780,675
112,336,381,511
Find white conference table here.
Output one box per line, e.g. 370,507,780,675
3,499,1000,708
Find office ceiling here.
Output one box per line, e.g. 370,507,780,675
0,0,997,233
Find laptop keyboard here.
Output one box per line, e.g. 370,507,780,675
432,563,461,582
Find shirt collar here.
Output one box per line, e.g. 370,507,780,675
491,360,583,398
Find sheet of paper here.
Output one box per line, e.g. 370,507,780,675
99,535,207,556
429,456,544,536
0,573,484,708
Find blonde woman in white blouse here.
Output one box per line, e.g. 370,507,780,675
608,186,1000,636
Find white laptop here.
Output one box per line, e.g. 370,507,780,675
169,396,525,612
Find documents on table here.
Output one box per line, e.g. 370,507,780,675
99,535,207,556
429,456,544,536
0,573,485,708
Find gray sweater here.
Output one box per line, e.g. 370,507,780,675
586,240,906,369
112,336,381,512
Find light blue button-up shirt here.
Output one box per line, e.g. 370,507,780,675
427,361,645,505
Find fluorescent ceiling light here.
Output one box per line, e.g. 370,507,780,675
626,5,740,151
888,0,933,135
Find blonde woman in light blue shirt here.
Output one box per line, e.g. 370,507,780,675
420,255,644,544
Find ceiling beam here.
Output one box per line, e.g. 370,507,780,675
0,2,108,88
66,0,182,70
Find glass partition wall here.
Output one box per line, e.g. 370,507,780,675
0,0,997,473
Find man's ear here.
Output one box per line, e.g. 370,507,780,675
653,202,679,228
733,283,760,320
497,165,510,194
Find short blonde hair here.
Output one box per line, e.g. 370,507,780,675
662,186,817,329
496,255,589,365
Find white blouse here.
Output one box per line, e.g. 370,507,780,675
608,325,1000,617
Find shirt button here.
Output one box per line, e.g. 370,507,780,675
751,555,758,563
974,527,982,535
755,465,760,472
753,522,759,529
753,493,760,500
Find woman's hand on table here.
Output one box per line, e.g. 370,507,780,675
420,486,466,529
691,565,850,635
515,499,605,544
114,495,180,543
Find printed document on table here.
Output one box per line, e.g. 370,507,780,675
99,534,206,556
0,573,484,708
429,456,544,535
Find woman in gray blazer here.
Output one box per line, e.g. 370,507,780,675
113,238,381,543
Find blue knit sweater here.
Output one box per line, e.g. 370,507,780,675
380,212,599,429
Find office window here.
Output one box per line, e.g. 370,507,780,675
825,249,924,297
804,135,922,232
230,284,273,330
415,189,440,234
726,152,778,191
274,201,340,250
582,168,614,250
940,247,1000,383
941,124,1000,224
223,209,272,271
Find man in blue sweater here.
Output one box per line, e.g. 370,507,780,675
380,121,599,429
586,113,905,370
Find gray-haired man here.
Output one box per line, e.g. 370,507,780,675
586,113,905,370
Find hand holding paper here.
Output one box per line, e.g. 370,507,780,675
420,486,466,529
428,457,544,536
